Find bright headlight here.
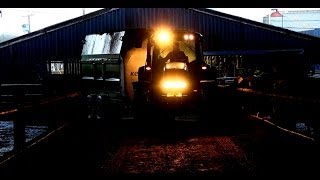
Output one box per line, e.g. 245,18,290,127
163,81,187,89
154,28,173,46
183,33,194,40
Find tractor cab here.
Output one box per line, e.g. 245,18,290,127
135,28,208,105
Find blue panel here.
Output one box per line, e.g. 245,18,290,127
301,29,320,38
0,7,320,79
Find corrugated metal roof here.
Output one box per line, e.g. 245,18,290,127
204,49,304,56
1,8,320,68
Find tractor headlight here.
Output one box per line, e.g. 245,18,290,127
162,80,187,89
154,28,173,46
161,80,188,97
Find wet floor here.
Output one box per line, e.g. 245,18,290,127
101,134,258,176
95,116,320,177
0,121,48,157
1,111,319,177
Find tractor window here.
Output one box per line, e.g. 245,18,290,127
158,40,196,63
